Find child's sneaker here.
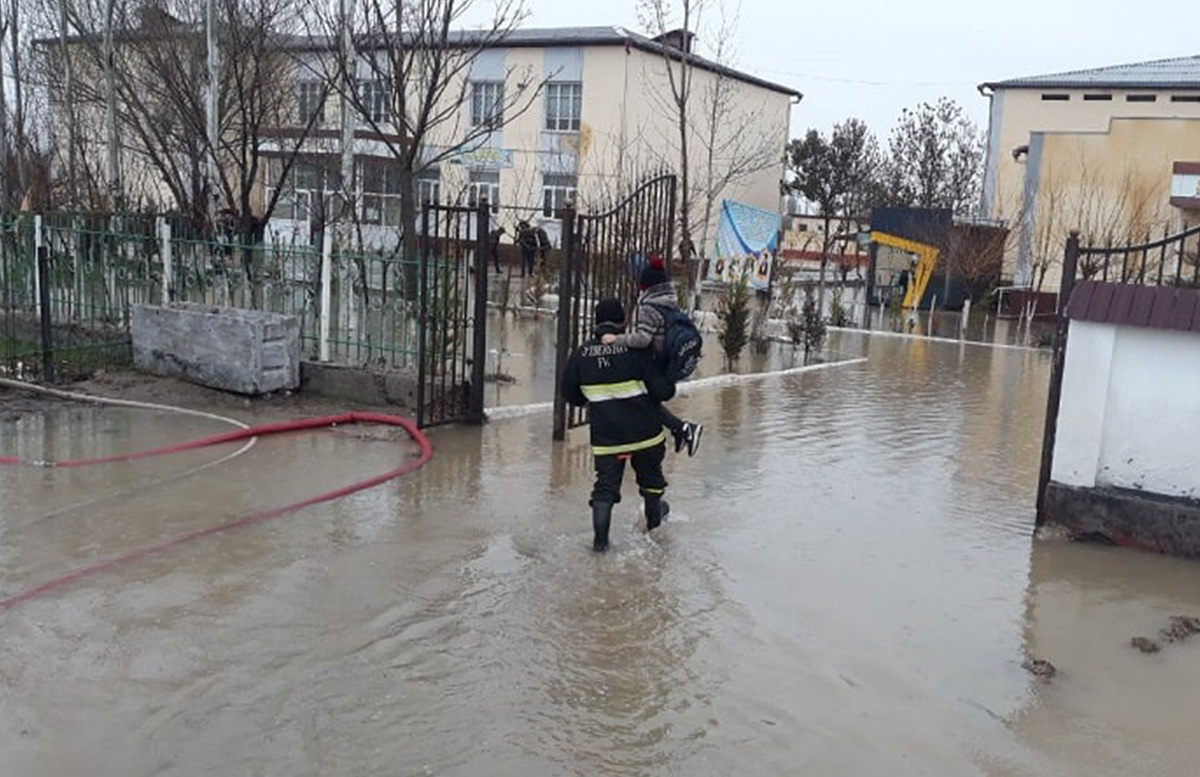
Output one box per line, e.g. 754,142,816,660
672,427,688,454
683,422,703,457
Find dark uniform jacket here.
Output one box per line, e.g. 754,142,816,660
560,322,676,455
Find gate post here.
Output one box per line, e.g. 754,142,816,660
33,214,43,320
416,203,430,428
552,200,576,441
1036,230,1080,526
469,197,489,424
159,216,173,303
36,217,54,382
319,232,332,362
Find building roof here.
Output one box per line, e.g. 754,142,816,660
41,22,801,98
1066,280,1200,333
981,54,1200,91
288,26,801,98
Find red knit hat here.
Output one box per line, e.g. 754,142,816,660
639,253,668,289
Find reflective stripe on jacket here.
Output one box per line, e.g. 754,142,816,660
559,324,676,454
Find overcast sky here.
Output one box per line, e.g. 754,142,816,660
479,0,1200,142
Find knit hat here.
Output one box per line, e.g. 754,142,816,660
638,253,668,289
595,297,625,325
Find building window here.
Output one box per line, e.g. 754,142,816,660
466,170,500,213
417,169,441,205
266,158,340,222
542,173,577,218
360,80,391,124
1171,95,1200,103
545,82,582,132
1083,94,1112,101
297,81,325,124
471,81,504,128
1041,94,1070,101
1127,94,1158,103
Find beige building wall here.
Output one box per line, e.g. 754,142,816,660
1026,118,1200,290
59,30,793,248
447,41,792,253
982,85,1200,289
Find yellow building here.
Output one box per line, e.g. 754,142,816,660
979,56,1200,292
269,26,799,250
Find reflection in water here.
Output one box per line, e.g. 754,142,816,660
2,335,1199,775
1009,540,1200,777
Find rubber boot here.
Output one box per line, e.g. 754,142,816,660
644,494,670,531
592,502,614,552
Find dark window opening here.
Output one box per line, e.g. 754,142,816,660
1171,95,1200,103
1041,93,1070,101
1083,94,1113,101
1127,94,1157,103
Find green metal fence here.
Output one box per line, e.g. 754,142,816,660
1,212,428,380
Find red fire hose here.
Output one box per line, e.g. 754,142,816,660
0,412,433,614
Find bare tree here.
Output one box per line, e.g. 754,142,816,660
691,3,781,267
305,0,542,260
0,3,9,211
1027,156,1169,291
639,0,785,310
639,0,701,271
45,0,324,231
785,118,880,314
8,0,38,205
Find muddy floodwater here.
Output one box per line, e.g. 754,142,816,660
2,332,1199,776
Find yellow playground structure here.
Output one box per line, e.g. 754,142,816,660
870,231,939,309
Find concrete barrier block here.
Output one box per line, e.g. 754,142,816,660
132,303,301,395
299,361,418,409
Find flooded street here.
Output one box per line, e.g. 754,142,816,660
3,332,1199,775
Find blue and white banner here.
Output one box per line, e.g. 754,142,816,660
708,200,781,292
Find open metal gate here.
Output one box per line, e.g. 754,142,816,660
552,174,677,440
417,200,489,428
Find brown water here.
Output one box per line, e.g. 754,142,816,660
2,333,1199,776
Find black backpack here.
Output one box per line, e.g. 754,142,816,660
651,303,702,383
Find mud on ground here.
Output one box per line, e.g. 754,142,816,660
0,370,400,426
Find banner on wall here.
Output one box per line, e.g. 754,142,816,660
708,199,781,292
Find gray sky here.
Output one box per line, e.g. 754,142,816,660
490,0,1200,142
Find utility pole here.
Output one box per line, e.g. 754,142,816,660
337,0,357,340
338,0,356,228
103,0,121,210
0,5,9,215
58,0,77,209
205,0,219,226
8,0,28,198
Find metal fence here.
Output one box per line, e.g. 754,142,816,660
1036,224,1200,525
552,174,678,440
0,210,468,390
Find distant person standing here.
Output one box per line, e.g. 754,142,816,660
560,297,676,551
535,223,552,267
488,226,506,273
517,221,538,277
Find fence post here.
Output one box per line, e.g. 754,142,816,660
159,216,173,304
33,214,43,321
1035,230,1080,527
469,197,489,423
552,199,576,441
320,233,332,362
35,217,54,382
73,215,83,322
416,203,430,428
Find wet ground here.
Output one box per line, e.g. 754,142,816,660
2,331,1199,776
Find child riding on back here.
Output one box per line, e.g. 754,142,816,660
601,254,703,456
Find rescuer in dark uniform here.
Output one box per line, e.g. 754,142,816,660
560,297,676,552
